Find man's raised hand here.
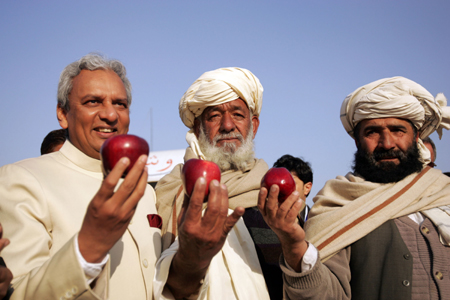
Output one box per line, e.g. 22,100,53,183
258,185,307,272
78,155,148,263
167,177,244,298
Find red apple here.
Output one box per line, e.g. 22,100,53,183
100,134,150,177
261,167,296,203
181,159,221,201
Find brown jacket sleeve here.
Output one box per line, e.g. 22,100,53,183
280,246,352,300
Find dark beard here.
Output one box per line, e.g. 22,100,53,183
352,143,423,183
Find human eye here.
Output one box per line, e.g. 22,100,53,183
84,99,100,105
114,100,128,109
207,113,221,121
364,129,377,137
393,129,406,137
234,112,244,118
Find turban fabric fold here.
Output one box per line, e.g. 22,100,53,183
179,67,263,159
340,76,450,164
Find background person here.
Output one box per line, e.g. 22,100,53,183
423,136,437,167
40,128,67,155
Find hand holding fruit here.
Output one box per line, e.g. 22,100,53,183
78,134,149,263
258,170,308,272
166,160,244,299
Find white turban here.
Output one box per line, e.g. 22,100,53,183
340,76,450,164
179,67,263,159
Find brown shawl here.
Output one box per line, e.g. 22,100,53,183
155,147,269,250
305,167,450,261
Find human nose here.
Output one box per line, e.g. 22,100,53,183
220,113,236,133
99,102,118,123
378,131,395,150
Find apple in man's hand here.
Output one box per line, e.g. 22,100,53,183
181,159,221,201
100,134,150,177
261,167,296,203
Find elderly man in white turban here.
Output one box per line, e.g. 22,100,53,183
154,68,276,300
258,76,450,300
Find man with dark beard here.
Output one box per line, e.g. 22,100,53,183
352,119,423,184
258,77,450,300
153,68,273,300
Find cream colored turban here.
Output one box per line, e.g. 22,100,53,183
179,67,263,159
340,76,450,164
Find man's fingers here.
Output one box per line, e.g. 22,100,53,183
289,199,304,220
223,206,245,235
0,267,12,298
112,155,148,205
178,194,190,227
121,165,148,213
257,187,268,216
0,239,9,253
183,177,207,224
265,184,280,219
95,157,131,203
277,191,300,219
201,180,225,228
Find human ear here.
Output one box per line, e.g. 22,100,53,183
303,182,312,198
57,104,69,129
251,115,260,138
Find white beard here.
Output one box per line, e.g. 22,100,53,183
198,123,255,172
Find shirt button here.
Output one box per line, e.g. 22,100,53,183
435,271,443,280
421,226,430,234
130,219,133,225
65,291,73,298
143,259,148,268
71,287,78,294
403,254,411,260
402,280,410,287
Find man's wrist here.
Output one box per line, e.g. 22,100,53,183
282,240,309,272
75,235,109,284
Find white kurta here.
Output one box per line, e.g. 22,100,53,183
154,209,270,300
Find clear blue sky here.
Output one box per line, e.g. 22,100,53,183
1,1,449,206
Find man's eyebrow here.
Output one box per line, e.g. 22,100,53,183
230,105,246,112
362,125,382,131
387,124,408,129
363,124,408,131
209,105,245,112
80,94,102,101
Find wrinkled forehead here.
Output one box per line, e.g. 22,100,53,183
199,98,250,118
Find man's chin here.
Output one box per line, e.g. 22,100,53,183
216,142,240,154
375,160,400,170
216,141,240,149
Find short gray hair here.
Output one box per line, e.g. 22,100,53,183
57,53,132,111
